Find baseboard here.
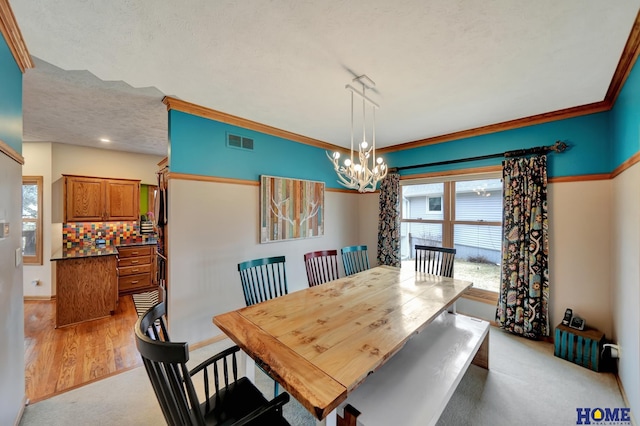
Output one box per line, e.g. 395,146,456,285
615,373,637,426
13,395,27,426
23,295,55,301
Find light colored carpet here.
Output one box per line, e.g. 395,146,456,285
19,329,625,426
436,329,624,426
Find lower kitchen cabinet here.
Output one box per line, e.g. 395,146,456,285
117,244,156,295
55,255,118,327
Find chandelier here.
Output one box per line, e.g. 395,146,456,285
327,75,387,192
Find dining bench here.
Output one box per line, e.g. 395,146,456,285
336,312,490,426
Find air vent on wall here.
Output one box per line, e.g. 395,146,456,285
227,133,254,151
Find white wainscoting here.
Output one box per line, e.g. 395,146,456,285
168,179,374,344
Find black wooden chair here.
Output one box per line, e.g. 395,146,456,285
135,300,290,426
303,250,340,287
237,256,288,306
341,245,370,276
414,245,457,278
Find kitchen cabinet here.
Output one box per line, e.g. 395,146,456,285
64,175,140,222
117,244,156,295
55,254,118,327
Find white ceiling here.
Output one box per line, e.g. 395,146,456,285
23,58,167,155
12,1,640,157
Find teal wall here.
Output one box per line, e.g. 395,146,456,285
0,37,23,153
169,61,640,182
385,112,611,178
169,110,343,188
610,59,640,166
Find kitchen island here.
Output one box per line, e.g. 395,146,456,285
51,238,157,328
51,245,118,328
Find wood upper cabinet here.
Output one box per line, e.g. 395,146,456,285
64,175,140,222
65,176,104,222
105,180,139,220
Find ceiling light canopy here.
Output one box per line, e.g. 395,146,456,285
328,75,387,193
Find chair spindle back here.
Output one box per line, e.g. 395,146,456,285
303,250,340,286
237,256,288,306
341,245,370,276
414,245,456,278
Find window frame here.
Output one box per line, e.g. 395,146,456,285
400,170,502,304
22,176,43,265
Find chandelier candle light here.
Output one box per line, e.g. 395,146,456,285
327,75,387,192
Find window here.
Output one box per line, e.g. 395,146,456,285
401,172,502,295
427,196,442,212
22,176,43,265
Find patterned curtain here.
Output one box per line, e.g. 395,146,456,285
496,155,549,339
377,173,400,267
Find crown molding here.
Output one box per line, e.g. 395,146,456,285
162,96,346,153
605,8,640,103
380,10,640,155
378,101,611,155
163,10,640,158
0,0,34,73
0,138,24,164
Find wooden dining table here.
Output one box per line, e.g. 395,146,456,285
213,265,474,423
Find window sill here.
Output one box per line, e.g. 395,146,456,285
462,288,498,305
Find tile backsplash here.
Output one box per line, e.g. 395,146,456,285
63,221,140,247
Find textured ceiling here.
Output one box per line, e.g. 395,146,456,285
23,58,167,155
12,1,640,157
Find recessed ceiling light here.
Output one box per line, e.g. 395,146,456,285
99,138,111,143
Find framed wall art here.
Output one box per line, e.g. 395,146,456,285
260,175,324,243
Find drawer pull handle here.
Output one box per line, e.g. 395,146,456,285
132,269,139,272
131,280,139,284
131,260,139,264
131,251,139,255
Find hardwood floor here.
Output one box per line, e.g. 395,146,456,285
24,295,142,403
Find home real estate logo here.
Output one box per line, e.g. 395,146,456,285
576,407,631,425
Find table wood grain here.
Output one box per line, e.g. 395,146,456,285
213,265,473,420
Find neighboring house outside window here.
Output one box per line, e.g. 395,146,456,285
400,172,502,299
22,176,43,265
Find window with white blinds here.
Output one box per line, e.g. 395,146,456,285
400,172,502,293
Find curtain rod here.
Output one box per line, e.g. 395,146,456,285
389,140,568,173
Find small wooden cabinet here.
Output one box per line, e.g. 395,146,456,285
117,245,156,295
64,175,140,222
554,323,605,372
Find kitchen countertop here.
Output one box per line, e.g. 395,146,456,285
51,237,157,261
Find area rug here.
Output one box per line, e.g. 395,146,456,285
131,290,159,317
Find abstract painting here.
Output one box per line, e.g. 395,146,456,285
260,175,324,243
